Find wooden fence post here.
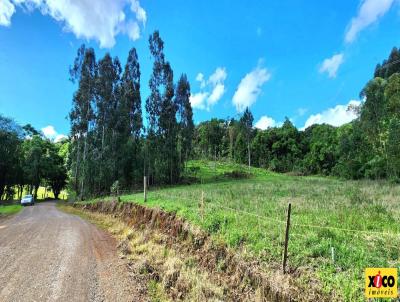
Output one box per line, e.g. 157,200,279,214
200,191,205,222
283,203,291,274
144,176,147,202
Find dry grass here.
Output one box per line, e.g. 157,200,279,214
58,204,228,302
108,161,400,301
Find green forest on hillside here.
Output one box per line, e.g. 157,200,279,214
1,34,400,201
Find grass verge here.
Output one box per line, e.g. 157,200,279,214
83,160,400,300
0,204,22,217
58,203,231,301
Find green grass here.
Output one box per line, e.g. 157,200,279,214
148,280,169,302
0,204,23,216
87,160,400,300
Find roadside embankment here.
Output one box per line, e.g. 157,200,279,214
68,200,328,302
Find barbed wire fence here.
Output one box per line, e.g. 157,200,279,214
87,174,400,275
132,180,400,274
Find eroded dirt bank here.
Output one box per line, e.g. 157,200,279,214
0,202,148,302
73,200,314,302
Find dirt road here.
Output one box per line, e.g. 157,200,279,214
0,202,145,302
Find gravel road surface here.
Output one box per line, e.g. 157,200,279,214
0,202,145,302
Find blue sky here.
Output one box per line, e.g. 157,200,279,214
1,0,400,140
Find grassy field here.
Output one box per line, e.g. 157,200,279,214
89,160,400,300
0,204,22,216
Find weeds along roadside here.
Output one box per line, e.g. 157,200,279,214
123,189,399,301
58,204,263,302
67,161,400,301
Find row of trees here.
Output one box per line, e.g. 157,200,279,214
3,39,398,201
68,39,399,186
69,31,194,198
193,48,400,180
0,116,67,201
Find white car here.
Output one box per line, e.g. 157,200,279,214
21,195,35,206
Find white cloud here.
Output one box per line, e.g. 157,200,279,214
125,20,140,41
208,67,227,86
345,0,394,43
302,100,361,129
41,125,67,142
195,73,204,82
42,125,56,138
297,108,308,116
191,67,227,110
196,72,206,88
232,62,271,112
208,83,225,106
0,0,15,26
130,0,146,24
319,53,344,78
255,116,277,130
1,0,147,48
55,134,68,142
189,92,208,110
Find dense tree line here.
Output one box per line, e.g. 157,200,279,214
0,116,68,201
2,39,399,202
69,31,194,198
193,115,306,173
193,47,400,181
